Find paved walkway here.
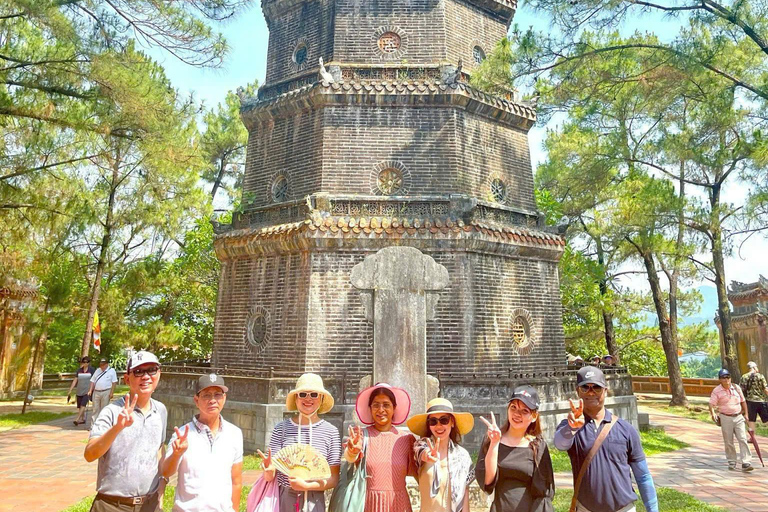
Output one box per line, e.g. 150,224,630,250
2,407,768,511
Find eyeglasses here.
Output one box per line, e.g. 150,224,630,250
199,392,226,401
719,376,731,380
298,392,320,399
131,366,160,377
427,416,452,427
579,384,604,392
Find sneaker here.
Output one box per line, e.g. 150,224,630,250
742,463,754,472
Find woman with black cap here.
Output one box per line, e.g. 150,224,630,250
407,398,474,512
475,385,554,512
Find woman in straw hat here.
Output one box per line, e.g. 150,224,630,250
344,382,416,512
475,385,554,512
259,373,341,512
406,398,474,512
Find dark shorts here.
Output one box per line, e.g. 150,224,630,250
747,401,768,422
76,394,90,408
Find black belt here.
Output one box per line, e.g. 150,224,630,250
96,492,157,506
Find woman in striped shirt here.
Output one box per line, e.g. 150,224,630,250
261,373,342,512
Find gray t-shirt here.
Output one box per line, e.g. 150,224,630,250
89,396,168,497
75,366,95,396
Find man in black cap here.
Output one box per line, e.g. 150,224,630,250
555,366,658,512
162,373,243,512
709,368,753,471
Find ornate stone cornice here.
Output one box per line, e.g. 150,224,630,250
241,79,537,131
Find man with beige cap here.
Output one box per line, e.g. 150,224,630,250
742,361,768,433
260,373,341,512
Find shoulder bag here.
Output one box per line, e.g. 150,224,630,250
569,415,618,512
328,428,368,512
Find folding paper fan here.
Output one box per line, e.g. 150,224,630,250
273,444,331,480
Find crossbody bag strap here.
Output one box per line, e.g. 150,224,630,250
569,415,618,512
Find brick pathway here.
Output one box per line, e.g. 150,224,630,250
2,407,768,511
0,414,93,512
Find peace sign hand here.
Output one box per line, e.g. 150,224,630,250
172,426,189,455
256,448,273,470
421,437,440,463
568,398,585,429
346,425,364,455
480,412,501,448
116,394,138,430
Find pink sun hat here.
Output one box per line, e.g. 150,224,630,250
355,382,411,425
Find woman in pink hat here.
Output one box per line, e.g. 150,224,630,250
344,383,416,512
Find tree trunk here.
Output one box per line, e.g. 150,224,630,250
80,164,118,358
638,249,688,406
22,310,52,414
709,184,740,380
210,159,226,201
596,239,617,356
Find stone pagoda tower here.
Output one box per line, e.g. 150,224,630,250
154,0,637,451
212,0,568,382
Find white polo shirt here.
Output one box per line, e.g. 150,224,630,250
90,366,118,391
167,415,244,512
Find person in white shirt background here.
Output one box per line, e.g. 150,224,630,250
88,358,118,428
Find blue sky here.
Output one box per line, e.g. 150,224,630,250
155,2,766,288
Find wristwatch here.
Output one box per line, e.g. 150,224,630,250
159,476,170,484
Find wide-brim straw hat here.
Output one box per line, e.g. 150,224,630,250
355,382,411,425
286,373,334,415
406,398,474,437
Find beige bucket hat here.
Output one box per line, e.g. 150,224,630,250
406,397,474,437
286,373,335,415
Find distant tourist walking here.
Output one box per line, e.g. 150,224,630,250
709,368,753,471
84,350,167,511
407,398,474,512
344,383,415,512
88,357,118,428
162,373,243,512
68,356,95,426
741,361,768,433
475,385,554,512
261,373,341,512
555,366,658,512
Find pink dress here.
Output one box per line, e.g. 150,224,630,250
364,426,417,512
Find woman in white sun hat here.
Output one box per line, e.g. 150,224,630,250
259,373,341,512
407,398,474,512
344,382,416,512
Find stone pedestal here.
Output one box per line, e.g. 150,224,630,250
351,246,448,416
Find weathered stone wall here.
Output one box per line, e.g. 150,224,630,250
213,248,565,375
444,0,508,72
242,106,535,212
264,0,335,86
241,111,325,205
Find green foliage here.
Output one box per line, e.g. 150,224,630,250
0,411,74,429
680,356,722,379
553,487,728,511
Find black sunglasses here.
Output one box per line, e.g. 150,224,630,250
579,384,604,392
131,366,160,377
427,416,452,427
298,392,320,399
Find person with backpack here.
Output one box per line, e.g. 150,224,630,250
742,361,768,433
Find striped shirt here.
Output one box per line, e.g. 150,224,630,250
268,419,341,488
710,384,745,415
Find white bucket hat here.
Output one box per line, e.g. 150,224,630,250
286,373,335,415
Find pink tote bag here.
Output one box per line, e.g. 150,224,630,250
246,475,280,512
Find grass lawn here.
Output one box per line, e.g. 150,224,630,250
0,411,74,429
60,486,252,512
243,453,263,471
553,487,727,511
550,427,688,473
643,401,768,437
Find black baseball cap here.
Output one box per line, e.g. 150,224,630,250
99,357,108,363
576,366,607,388
509,385,541,410
196,373,229,394
718,368,731,379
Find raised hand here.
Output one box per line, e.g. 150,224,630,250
346,425,364,455
288,476,310,491
421,437,440,463
116,394,138,430
567,398,585,429
256,448,273,470
172,426,190,455
480,412,501,447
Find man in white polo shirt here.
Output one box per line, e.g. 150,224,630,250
88,358,118,428
162,373,243,512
